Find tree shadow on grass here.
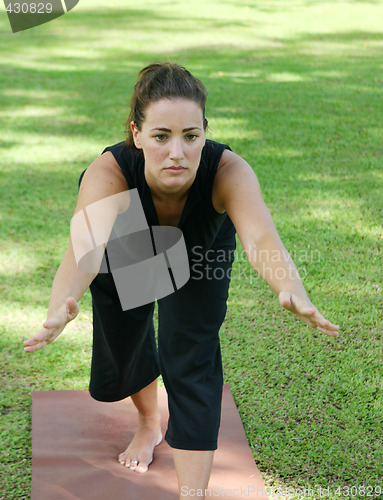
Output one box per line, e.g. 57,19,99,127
218,0,382,12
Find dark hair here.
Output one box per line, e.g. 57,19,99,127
125,63,208,148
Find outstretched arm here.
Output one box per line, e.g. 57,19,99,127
213,149,339,337
23,244,94,353
24,152,129,353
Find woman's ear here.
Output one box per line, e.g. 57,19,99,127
131,121,142,149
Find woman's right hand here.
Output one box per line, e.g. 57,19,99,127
24,297,79,353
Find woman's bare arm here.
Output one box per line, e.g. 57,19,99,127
24,152,129,352
213,149,339,337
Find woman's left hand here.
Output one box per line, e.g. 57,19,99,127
278,291,340,337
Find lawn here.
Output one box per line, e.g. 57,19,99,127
0,0,382,498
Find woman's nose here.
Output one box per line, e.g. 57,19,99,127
169,139,185,160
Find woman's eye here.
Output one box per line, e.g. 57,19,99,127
155,134,167,142
186,134,197,141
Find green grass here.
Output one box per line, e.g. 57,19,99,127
1,0,382,498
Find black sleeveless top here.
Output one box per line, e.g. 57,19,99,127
102,139,236,257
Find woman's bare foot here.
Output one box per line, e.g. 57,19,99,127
118,415,162,474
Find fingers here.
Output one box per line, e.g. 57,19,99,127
24,323,62,353
24,328,49,346
317,326,339,337
300,306,340,335
24,326,55,352
298,307,340,336
24,297,79,354
305,314,340,336
279,291,340,337
24,339,49,353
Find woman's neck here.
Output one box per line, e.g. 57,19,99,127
145,172,196,205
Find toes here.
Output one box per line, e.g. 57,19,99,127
129,460,139,471
118,455,147,473
118,452,127,465
135,462,149,474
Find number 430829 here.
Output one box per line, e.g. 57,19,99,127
6,3,53,14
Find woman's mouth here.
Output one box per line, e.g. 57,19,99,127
164,166,187,174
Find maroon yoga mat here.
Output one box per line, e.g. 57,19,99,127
32,385,268,499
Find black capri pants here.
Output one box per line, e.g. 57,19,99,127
89,232,236,451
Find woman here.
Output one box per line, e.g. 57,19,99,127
24,63,339,499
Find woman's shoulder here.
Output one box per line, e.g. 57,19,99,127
80,150,128,190
202,139,231,162
212,148,260,213
198,140,232,183
75,151,130,216
102,141,143,168
101,141,144,187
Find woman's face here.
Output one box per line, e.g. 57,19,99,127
131,98,206,197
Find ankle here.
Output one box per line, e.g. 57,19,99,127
137,410,161,428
